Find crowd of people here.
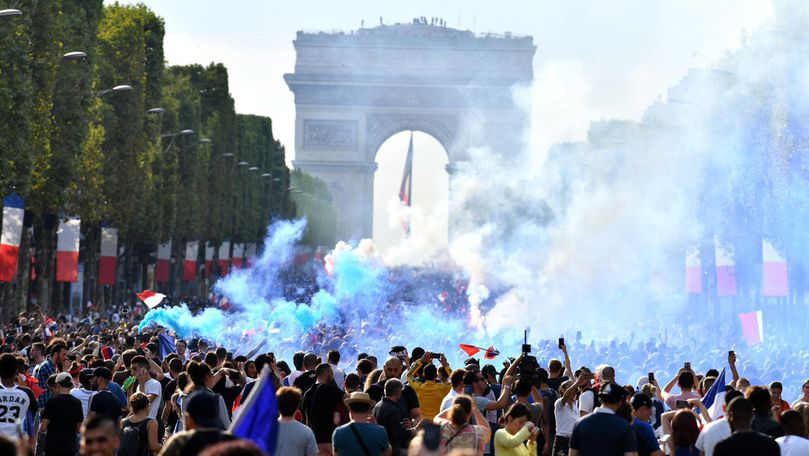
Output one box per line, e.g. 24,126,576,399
0,306,806,456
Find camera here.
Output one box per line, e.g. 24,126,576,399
431,352,444,359
517,330,541,385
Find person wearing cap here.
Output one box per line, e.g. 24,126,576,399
569,383,637,456
630,393,663,456
160,390,236,456
89,367,123,423
332,392,392,456
70,368,96,420
39,372,83,456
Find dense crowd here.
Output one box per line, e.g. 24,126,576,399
0,306,806,456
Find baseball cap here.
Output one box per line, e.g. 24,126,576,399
598,383,628,403
55,372,72,385
184,390,224,429
93,367,113,380
79,368,94,383
631,392,653,410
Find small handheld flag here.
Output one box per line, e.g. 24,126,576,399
136,290,166,309
158,333,177,360
702,368,727,419
459,344,500,359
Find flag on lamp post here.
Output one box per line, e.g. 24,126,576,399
204,242,215,278
155,241,171,284
0,193,25,282
218,241,230,276
183,241,199,282
232,243,244,268
714,238,737,297
762,240,788,296
99,226,118,285
56,218,81,283
685,246,702,294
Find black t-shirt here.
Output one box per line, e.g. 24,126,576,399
43,394,84,454
302,382,346,443
751,414,785,438
367,381,420,417
89,390,122,423
293,370,317,394
546,376,568,392
714,431,780,456
570,410,636,455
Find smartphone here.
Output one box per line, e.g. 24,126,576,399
684,362,691,370
432,353,444,359
648,372,655,383
728,350,735,357
675,400,689,409
521,343,531,354
558,337,565,349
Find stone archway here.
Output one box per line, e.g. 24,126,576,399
285,22,535,241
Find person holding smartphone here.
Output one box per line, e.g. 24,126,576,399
662,366,701,411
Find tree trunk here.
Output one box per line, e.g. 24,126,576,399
82,224,99,312
14,226,32,314
36,214,58,313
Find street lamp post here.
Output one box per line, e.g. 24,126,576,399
0,9,22,17
97,84,133,97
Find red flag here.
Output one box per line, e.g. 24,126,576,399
136,290,166,309
182,241,198,281
459,344,482,357
0,193,25,282
398,132,414,234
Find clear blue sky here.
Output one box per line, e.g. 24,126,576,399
112,0,773,250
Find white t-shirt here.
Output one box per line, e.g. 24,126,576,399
330,364,345,389
440,389,459,412
695,417,731,456
554,398,580,437
137,379,162,419
578,389,595,414
777,435,809,456
286,370,304,387
70,387,94,419
0,385,32,438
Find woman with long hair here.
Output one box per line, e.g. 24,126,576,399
364,368,383,394
177,361,231,431
435,394,491,455
120,392,162,456
495,403,539,455
669,409,700,456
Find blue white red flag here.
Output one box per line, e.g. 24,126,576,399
158,333,177,361
230,366,279,454
702,367,727,419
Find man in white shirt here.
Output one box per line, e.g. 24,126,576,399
327,350,346,387
555,377,586,455
440,369,465,412
70,369,95,419
130,355,162,419
776,409,809,456
284,351,306,387
696,389,743,456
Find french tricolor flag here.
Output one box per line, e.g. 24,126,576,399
762,240,788,297
714,239,737,297
702,368,727,419
182,241,198,281
218,241,230,276
0,193,25,282
56,218,80,283
204,242,215,278
99,226,118,286
232,243,244,268
155,241,171,284
685,247,702,294
136,290,166,309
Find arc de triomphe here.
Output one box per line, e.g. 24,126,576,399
285,22,536,241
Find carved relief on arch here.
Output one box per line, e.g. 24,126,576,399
365,113,458,162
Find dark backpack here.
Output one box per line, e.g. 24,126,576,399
119,419,149,456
